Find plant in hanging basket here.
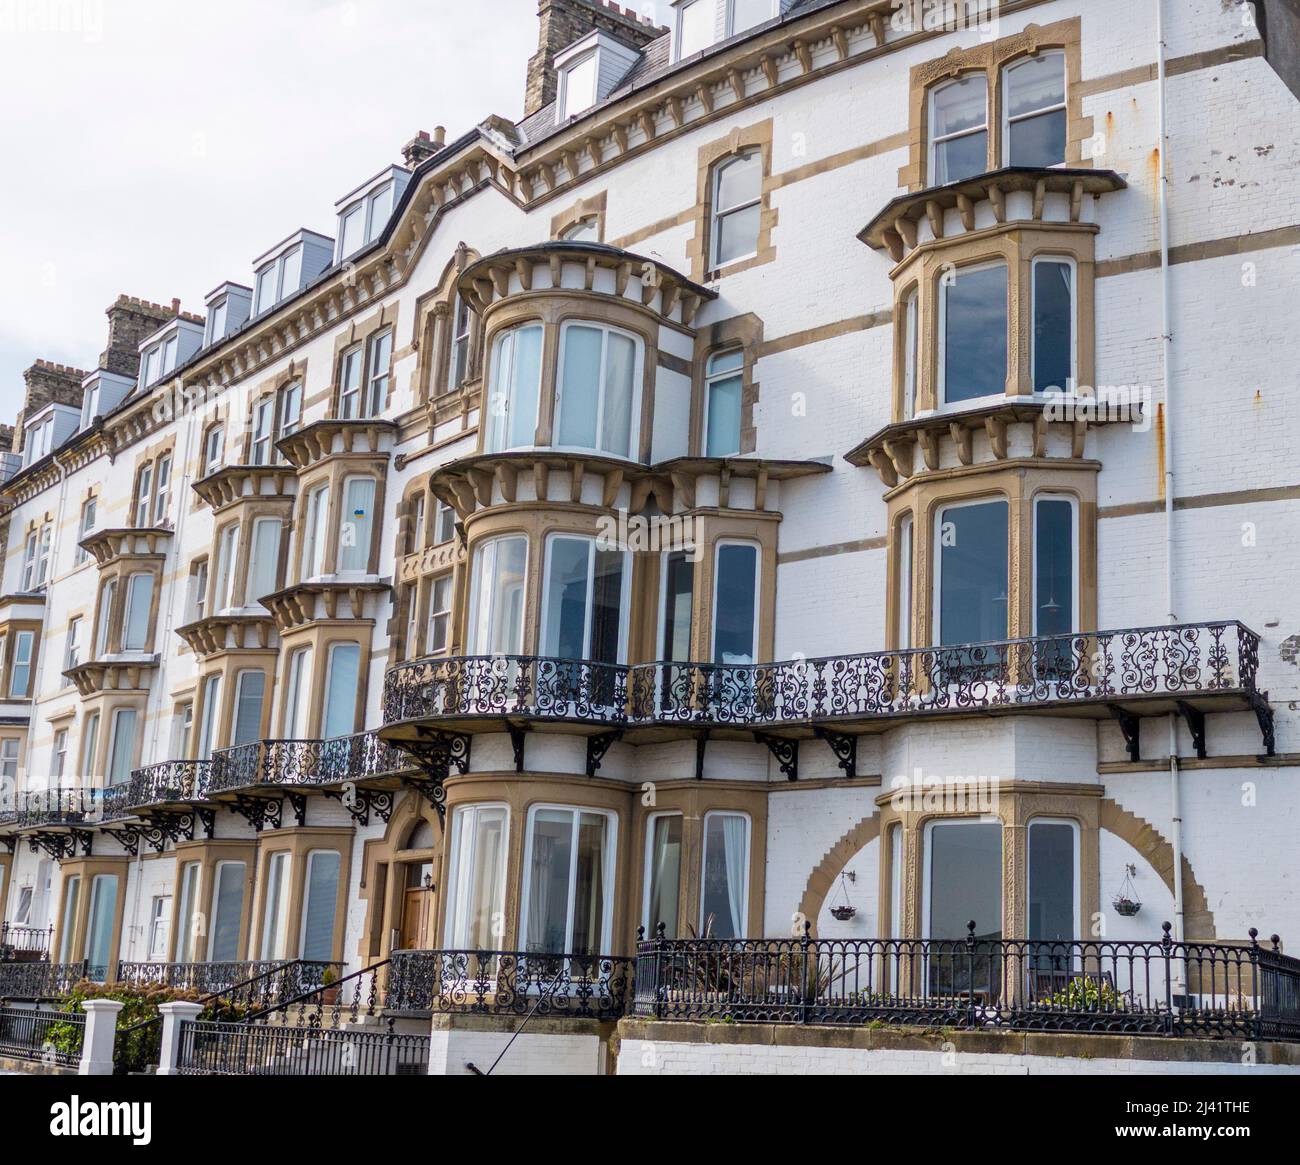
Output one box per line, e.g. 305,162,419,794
830,906,857,922
1113,897,1142,917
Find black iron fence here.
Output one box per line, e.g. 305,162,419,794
387,950,634,1019
127,760,213,809
0,961,90,1001
175,1018,429,1076
0,1006,83,1067
632,924,1300,1040
208,732,414,796
13,788,100,829
1,924,52,962
383,621,1262,730
114,960,338,1004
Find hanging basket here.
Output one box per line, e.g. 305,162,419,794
830,905,858,922
1111,866,1142,917
1113,898,1142,918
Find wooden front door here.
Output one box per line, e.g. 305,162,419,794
399,862,435,951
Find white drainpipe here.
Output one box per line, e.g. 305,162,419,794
1154,0,1185,943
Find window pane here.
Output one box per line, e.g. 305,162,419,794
260,853,291,960
563,54,598,117
661,553,694,662
590,548,625,665
932,74,987,137
571,812,608,954
59,876,80,963
1035,499,1074,637
716,152,760,212
678,0,713,57
176,863,199,962
10,631,32,698
1028,822,1075,941
232,671,265,746
601,332,636,457
446,805,507,949
646,814,683,938
123,574,154,651
701,814,748,939
198,677,220,759
934,130,988,184
323,644,361,738
1006,53,1065,118
1009,108,1067,168
943,265,1008,402
301,852,341,961
280,248,302,296
86,876,118,979
284,649,311,738
705,369,743,457
210,862,245,962
249,519,282,604
470,537,527,656
732,0,772,33
108,709,137,786
713,544,758,664
557,326,602,449
938,501,1008,646
715,202,761,266
526,809,573,952
368,183,394,242
542,537,591,659
340,205,364,257
928,822,1002,940
339,478,376,572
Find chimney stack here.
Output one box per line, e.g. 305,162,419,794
13,360,89,450
402,126,446,167
99,295,179,379
524,0,665,118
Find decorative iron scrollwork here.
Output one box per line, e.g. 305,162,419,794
813,727,858,778
585,731,623,778
323,788,394,827
755,733,799,782
228,796,283,833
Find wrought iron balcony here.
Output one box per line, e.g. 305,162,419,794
126,759,213,810
385,949,634,1019
115,959,339,1003
383,621,1273,758
1,924,52,963
633,924,1300,1041
209,731,415,797
0,960,92,1001
13,788,100,830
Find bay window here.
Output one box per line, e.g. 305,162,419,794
467,536,527,656
712,542,760,665
940,262,1008,404
1032,257,1075,393
925,819,1003,945
214,523,240,611
1028,819,1078,943
249,518,283,603
300,851,342,961
123,572,154,651
322,642,361,739
260,852,292,960
703,350,743,457
1033,495,1076,638
210,861,246,961
85,875,118,979
541,535,629,664
445,804,508,949
935,499,1009,647
95,580,116,656
9,630,34,698
484,324,543,452
700,812,749,940
896,514,914,650
197,676,220,759
1004,51,1067,168
338,476,376,574
555,322,640,459
901,288,919,419
175,862,200,962
232,670,265,746
930,73,989,184
59,876,81,963
82,712,100,777
711,150,762,269
107,708,137,786
643,812,683,938
660,551,695,663
521,806,615,955
302,484,330,579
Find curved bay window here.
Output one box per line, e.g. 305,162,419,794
540,535,629,665
520,805,615,956
467,536,527,656
555,323,641,459
484,324,543,453
444,804,507,949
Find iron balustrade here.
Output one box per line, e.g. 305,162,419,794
0,1005,84,1066
1,924,52,962
632,924,1300,1039
208,732,414,795
175,1018,429,1076
0,961,91,1001
383,621,1263,731
387,950,635,1019
14,788,100,829
114,960,340,1004
127,760,213,809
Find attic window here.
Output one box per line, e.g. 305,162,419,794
339,180,396,260
255,245,303,316
676,0,713,60
561,52,599,119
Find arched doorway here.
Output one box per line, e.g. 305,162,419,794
398,818,438,951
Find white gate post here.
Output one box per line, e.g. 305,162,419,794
78,999,125,1076
156,1001,204,1076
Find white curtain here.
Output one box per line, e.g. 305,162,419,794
722,816,748,938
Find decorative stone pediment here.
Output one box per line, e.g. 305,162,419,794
192,464,298,514
261,579,391,634
80,527,172,568
175,613,278,659
276,418,398,473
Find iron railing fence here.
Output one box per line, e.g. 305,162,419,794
13,788,100,829
0,961,90,1002
114,960,339,1004
209,732,414,796
387,950,634,1019
0,1006,83,1066
383,621,1262,730
632,924,1300,1039
175,1018,429,1076
127,760,213,809
1,924,52,962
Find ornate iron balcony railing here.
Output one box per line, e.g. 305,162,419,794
208,731,415,796
384,621,1266,734
632,924,1300,1041
0,924,52,962
13,788,100,830
386,949,634,1019
115,959,340,1003
0,960,92,1001
127,760,214,809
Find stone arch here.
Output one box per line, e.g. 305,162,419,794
355,792,444,963
798,816,880,937
1100,798,1216,939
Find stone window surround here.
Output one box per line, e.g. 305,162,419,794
192,650,276,756
18,516,54,592
89,559,164,659
689,312,764,457
291,456,389,584
75,693,148,787
398,473,464,559
129,436,177,530
357,794,442,962
476,293,662,465
461,505,778,665
400,568,461,663
207,501,292,613
684,119,778,283
272,625,374,741
890,220,1098,418
875,781,1102,944
900,18,1094,191
51,855,130,969
248,827,354,964
170,839,257,962
412,245,484,422
329,302,401,420
0,618,42,701
550,190,608,242
885,461,1098,651
240,361,308,465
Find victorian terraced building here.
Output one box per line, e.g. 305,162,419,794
2,0,1299,1076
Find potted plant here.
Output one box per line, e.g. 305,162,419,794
320,966,340,1006
829,873,857,922
1112,864,1142,917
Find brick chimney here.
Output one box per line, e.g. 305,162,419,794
13,360,89,450
524,0,665,118
0,423,15,455
403,126,446,167
100,294,182,379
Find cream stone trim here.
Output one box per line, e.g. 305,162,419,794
684,120,778,283
170,839,258,962
356,794,443,963
51,855,130,969
248,828,354,963
328,302,401,419
550,191,608,242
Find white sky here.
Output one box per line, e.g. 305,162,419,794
0,0,676,428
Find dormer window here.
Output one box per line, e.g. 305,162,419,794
554,31,639,121
560,52,599,119
204,284,252,346
256,247,300,315
676,0,714,60
80,385,99,429
336,170,408,262
209,298,228,342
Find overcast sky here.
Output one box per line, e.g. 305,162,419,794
0,0,676,429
